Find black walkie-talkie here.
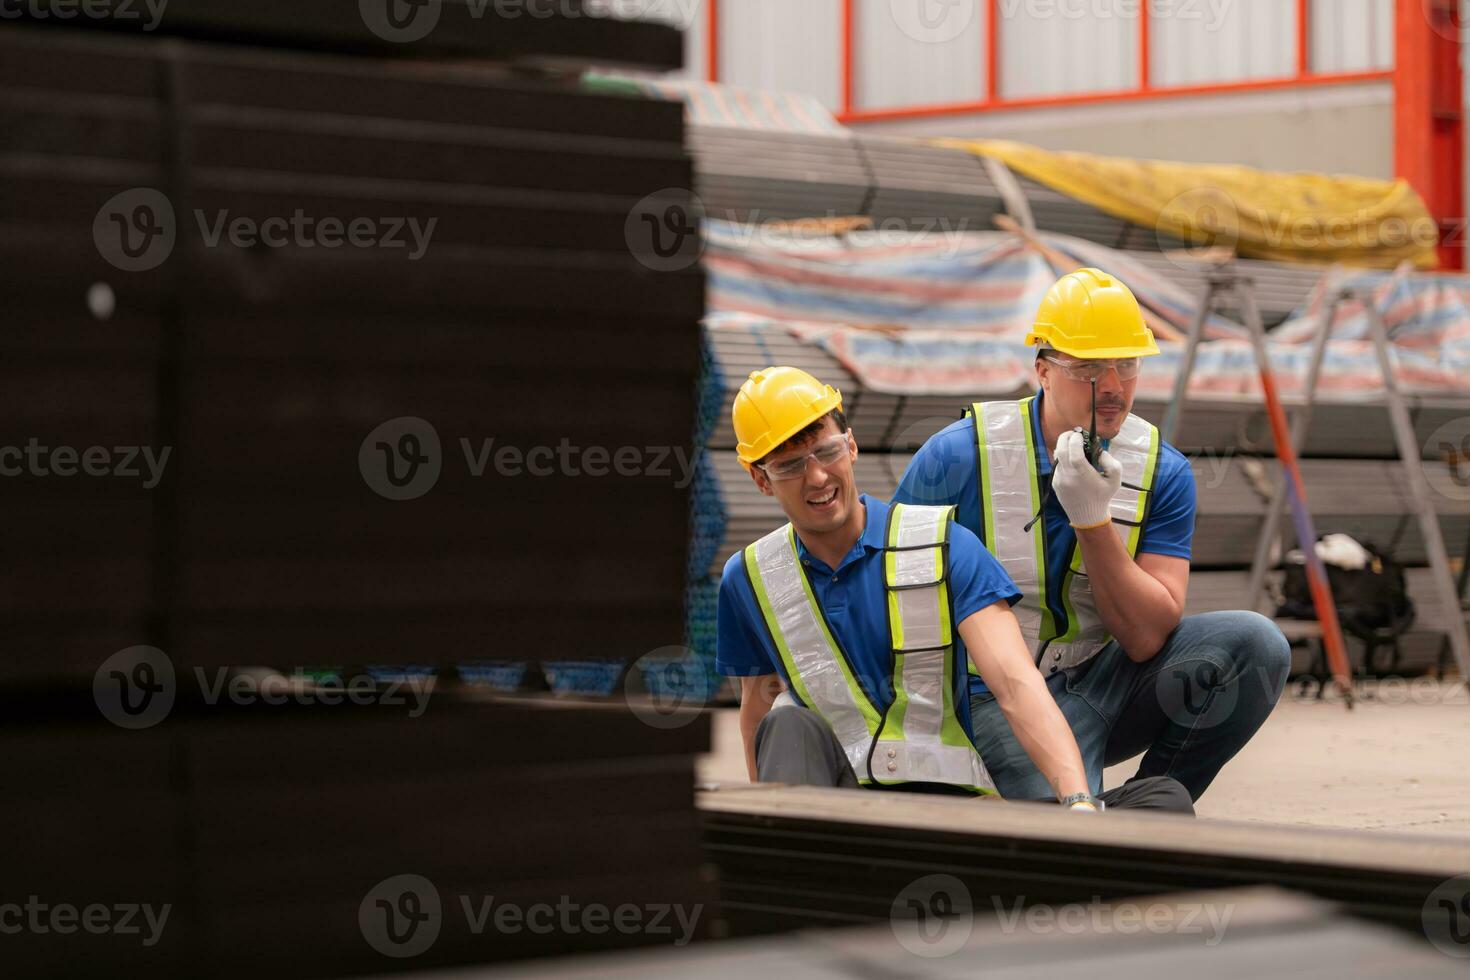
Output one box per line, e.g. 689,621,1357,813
1078,378,1101,469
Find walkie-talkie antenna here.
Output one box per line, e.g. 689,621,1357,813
1087,378,1099,468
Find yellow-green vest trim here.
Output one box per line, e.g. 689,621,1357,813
966,397,1161,672
743,503,996,794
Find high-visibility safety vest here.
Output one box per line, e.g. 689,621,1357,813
742,503,997,794
967,397,1161,674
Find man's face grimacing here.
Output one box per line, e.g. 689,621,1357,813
749,415,859,536
1035,351,1140,441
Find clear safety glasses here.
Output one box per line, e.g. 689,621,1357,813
1041,354,1141,382
758,433,852,481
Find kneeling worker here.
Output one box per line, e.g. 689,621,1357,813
893,268,1290,802
715,366,1191,813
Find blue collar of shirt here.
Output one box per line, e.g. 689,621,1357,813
793,494,888,575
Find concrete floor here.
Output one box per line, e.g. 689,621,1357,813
697,678,1470,838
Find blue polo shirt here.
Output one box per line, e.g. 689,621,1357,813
716,495,1021,739
892,394,1196,696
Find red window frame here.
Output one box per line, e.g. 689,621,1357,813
704,0,1391,124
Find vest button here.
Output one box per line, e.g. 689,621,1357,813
1053,651,1061,661
887,748,897,759
1049,666,1058,674
887,763,897,773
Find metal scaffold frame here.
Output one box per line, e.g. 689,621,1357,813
1160,268,1470,699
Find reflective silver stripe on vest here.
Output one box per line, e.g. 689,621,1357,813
879,504,995,792
975,400,1159,671
975,401,1048,654
748,526,876,775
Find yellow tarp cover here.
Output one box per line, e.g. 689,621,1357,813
941,138,1439,270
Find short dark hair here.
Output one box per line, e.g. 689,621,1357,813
757,408,849,467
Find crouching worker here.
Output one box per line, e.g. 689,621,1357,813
715,367,1192,814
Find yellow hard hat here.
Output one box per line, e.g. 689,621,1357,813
733,366,842,470
1025,268,1160,359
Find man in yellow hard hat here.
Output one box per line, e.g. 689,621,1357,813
894,268,1289,803
716,365,1194,812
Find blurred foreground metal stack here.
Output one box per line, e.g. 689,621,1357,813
0,5,709,976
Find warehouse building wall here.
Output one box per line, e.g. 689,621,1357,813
853,81,1395,180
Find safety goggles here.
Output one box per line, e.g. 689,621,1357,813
1041,354,1141,382
757,433,852,482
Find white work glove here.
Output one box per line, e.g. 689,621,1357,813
1051,429,1121,530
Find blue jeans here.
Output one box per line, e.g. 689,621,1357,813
969,611,1291,801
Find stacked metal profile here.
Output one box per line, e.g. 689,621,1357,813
699,784,1470,949
0,7,711,977
436,885,1464,978
688,126,1327,327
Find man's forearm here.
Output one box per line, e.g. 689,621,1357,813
739,700,764,781
991,672,1090,800
1076,525,1181,659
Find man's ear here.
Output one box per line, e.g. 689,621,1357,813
748,463,775,498
846,430,857,463
1035,358,1050,394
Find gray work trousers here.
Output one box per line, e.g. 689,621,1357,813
754,704,1194,813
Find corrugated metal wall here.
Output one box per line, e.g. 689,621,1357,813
716,0,842,108
1311,0,1394,73
1151,0,1295,87
1000,1,1137,98
682,0,1396,112
855,0,987,109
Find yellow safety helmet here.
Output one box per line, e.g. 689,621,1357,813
733,366,843,470
1025,268,1160,359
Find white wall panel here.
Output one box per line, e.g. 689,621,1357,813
1151,0,1294,87
854,0,987,109
718,0,843,109
998,0,1137,99
1310,0,1393,73
679,0,710,81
